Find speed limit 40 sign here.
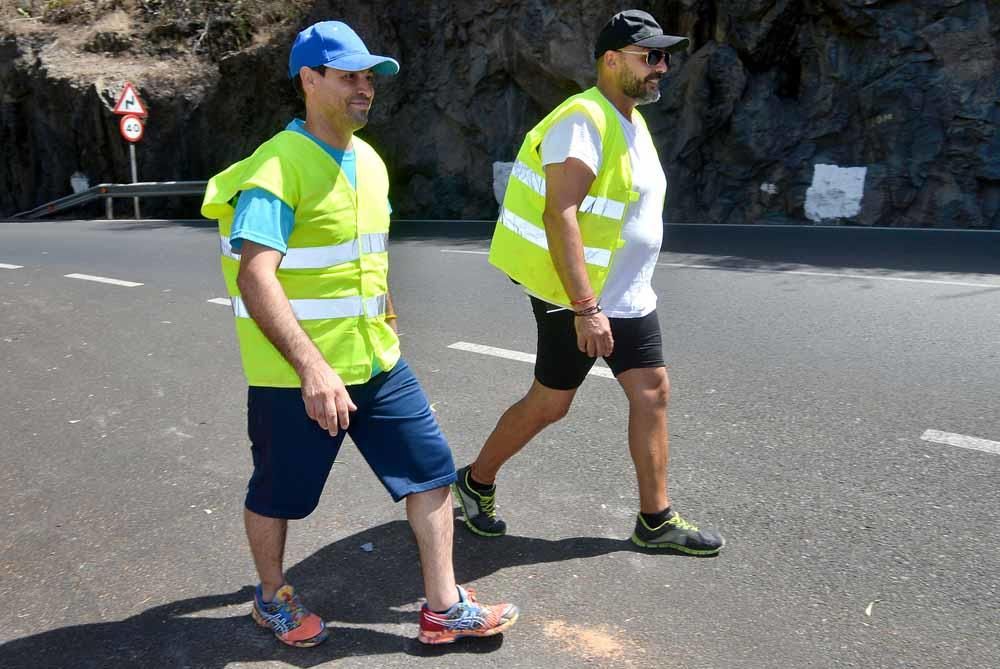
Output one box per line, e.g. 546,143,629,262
119,114,144,143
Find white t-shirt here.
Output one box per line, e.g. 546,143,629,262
538,106,666,318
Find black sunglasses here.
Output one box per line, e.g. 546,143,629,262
618,49,670,68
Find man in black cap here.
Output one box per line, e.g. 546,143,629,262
453,10,725,555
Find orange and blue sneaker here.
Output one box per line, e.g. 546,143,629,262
251,583,329,647
418,585,519,645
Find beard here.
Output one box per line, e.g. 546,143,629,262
345,99,371,129
347,110,369,129
620,67,662,105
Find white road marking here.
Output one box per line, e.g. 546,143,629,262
207,297,231,305
64,273,143,287
0,263,24,269
441,249,488,255
920,429,1000,456
448,341,614,378
657,263,1000,289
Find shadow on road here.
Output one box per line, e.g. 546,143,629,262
663,225,1000,275
0,519,632,668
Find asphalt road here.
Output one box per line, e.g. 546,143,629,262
1,220,998,669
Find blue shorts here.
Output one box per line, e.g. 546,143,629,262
244,358,456,519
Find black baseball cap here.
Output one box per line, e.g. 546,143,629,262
594,9,690,59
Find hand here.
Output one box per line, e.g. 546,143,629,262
300,363,358,436
574,311,614,357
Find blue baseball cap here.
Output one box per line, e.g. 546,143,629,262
288,21,399,79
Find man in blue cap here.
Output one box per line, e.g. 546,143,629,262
201,21,518,648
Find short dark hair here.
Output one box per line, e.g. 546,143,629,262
292,65,327,100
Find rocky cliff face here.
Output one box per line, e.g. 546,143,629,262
2,0,998,227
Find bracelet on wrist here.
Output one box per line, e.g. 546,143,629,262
574,304,602,317
570,294,596,306
385,314,398,321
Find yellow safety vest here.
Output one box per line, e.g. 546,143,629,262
488,87,645,307
201,130,400,387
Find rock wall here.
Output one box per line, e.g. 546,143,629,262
2,0,998,227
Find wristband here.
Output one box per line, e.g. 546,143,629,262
574,304,602,317
570,295,596,306
385,314,398,321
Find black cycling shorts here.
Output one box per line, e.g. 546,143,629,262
530,296,665,390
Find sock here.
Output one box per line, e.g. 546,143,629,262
256,585,274,606
257,582,287,606
431,588,464,614
640,507,673,528
466,470,495,494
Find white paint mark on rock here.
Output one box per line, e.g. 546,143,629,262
70,172,90,194
804,164,867,222
493,161,515,205
760,183,779,195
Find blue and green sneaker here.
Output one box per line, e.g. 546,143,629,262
452,465,506,537
630,511,724,555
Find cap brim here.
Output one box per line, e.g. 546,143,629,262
324,53,400,75
633,34,690,53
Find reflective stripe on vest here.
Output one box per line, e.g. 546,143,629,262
203,130,400,387
498,208,612,267
510,161,627,221
231,294,387,321
220,232,388,268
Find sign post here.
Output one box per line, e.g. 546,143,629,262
129,144,139,219
112,82,148,220
118,114,144,218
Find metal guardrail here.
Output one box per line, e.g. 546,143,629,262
12,181,207,220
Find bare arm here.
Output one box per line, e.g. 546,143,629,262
236,240,357,435
542,159,614,357
385,289,398,333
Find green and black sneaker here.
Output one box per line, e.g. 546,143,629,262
452,465,507,537
630,511,724,555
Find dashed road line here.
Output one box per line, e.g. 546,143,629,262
920,430,1000,456
207,297,231,305
64,273,144,287
0,263,24,269
448,341,614,379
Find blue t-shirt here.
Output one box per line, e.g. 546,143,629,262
230,120,391,377
230,119,389,253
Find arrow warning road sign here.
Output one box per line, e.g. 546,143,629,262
113,82,147,117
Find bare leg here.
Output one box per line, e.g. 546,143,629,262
617,366,671,514
244,507,287,601
407,485,460,612
470,380,577,484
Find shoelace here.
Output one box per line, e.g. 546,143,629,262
277,590,308,625
478,491,497,518
667,513,699,532
466,473,498,518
